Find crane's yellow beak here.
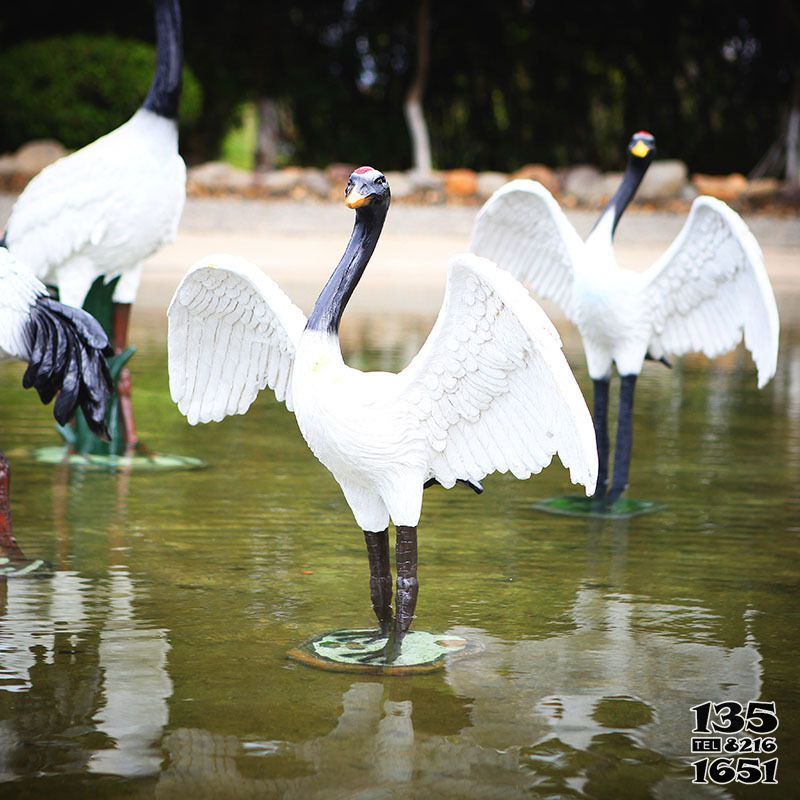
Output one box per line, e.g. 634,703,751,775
630,140,651,158
345,186,372,208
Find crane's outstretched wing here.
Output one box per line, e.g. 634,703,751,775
469,180,583,318
1,248,112,435
642,197,779,387
400,254,597,494
168,255,307,424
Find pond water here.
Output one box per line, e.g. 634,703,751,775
0,316,798,799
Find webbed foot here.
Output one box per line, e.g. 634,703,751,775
336,628,391,645
356,627,403,664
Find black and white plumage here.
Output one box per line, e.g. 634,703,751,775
2,0,186,309
168,167,597,657
0,248,113,436
471,131,779,502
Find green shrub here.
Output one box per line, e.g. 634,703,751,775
0,35,203,151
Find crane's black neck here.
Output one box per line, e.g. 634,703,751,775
142,0,183,119
307,205,388,335
591,155,652,241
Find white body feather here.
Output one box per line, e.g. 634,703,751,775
470,180,780,386
0,248,46,363
168,253,598,531
5,109,186,308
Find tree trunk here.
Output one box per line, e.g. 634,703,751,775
786,76,799,183
255,97,280,173
750,71,800,183
404,0,432,175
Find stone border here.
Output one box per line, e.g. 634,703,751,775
1,139,797,214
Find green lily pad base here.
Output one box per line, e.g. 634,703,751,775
0,555,53,578
288,629,472,675
31,447,206,473
533,495,665,519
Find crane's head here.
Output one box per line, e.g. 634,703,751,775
627,131,656,162
344,167,391,210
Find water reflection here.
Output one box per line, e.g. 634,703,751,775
151,579,758,799
156,684,529,799
89,568,171,777
0,571,89,692
0,546,762,796
0,570,170,779
151,539,760,800
445,588,760,757
774,335,800,514
0,318,796,797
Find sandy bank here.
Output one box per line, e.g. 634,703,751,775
2,194,798,334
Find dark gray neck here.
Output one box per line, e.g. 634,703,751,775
142,0,183,119
591,156,651,240
306,206,388,335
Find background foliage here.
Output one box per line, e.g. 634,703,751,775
0,0,797,173
0,35,202,150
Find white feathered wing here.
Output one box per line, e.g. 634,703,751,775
167,255,307,424
469,180,583,319
400,254,597,494
168,251,598,496
642,197,779,387
0,248,45,361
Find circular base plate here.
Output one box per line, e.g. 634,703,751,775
533,495,665,519
0,555,53,578
288,629,474,675
31,447,206,473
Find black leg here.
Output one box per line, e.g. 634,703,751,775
394,525,419,638
0,451,34,567
0,451,16,551
608,374,638,504
357,524,420,664
112,303,139,452
363,529,393,634
592,379,610,500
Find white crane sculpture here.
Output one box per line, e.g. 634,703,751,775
168,168,598,660
471,132,779,506
2,0,186,454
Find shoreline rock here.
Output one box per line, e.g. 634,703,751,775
0,139,69,191
0,138,796,214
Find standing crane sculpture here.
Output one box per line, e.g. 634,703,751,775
471,132,779,508
2,0,186,458
168,168,598,662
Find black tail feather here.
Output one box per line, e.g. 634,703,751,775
23,297,113,437
23,310,62,403
77,346,113,426
37,314,69,405
52,324,83,425
30,312,59,393
21,315,42,389
645,352,672,369
37,296,111,352
424,477,485,494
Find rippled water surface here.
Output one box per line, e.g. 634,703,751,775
0,318,798,799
